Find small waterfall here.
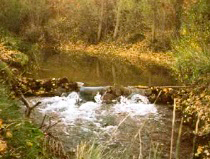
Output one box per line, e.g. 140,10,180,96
37,92,157,128
113,94,157,117
94,92,102,104
28,88,192,158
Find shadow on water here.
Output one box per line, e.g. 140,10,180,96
31,50,177,86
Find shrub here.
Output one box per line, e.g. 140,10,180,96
172,0,210,83
0,83,47,159
172,37,210,83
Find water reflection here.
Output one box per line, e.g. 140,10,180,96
31,51,176,86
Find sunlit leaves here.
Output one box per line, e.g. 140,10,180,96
0,44,29,67
0,139,7,154
6,131,13,139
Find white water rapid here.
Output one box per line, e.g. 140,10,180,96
34,92,157,130
28,90,192,159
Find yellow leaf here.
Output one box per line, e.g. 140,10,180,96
200,93,205,98
0,119,3,128
6,131,13,138
0,140,7,154
195,146,203,157
26,141,33,147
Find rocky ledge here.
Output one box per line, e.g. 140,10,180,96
14,77,79,96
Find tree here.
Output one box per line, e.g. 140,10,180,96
151,0,158,43
113,0,122,39
97,0,105,41
173,0,184,38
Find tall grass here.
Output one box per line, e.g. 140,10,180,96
175,117,183,159
76,142,103,159
0,61,13,82
75,139,164,159
74,116,164,159
169,99,176,159
73,100,191,159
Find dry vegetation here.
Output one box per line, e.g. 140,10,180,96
0,0,209,158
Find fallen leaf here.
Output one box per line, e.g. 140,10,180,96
0,119,3,128
6,131,13,138
0,139,7,154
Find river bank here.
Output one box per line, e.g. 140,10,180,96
31,42,176,86
0,41,209,158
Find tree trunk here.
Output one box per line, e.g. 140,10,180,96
152,0,157,43
97,0,104,42
96,60,100,79
174,0,184,38
112,64,117,84
162,3,166,48
113,0,121,39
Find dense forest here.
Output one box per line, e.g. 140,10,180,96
0,0,209,159
0,0,209,81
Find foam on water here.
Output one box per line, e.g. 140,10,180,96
39,92,102,124
38,92,157,127
113,95,157,117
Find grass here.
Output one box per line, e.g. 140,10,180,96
0,61,14,83
72,99,196,159
75,138,164,159
72,115,165,159
0,82,51,159
76,142,103,159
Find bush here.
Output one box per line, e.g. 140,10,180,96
172,37,210,83
172,0,210,83
0,83,48,159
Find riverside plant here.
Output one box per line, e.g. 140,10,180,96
74,115,163,159
0,83,49,158
73,99,195,159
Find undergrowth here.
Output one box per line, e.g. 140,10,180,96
0,82,49,159
75,141,163,159
172,0,210,84
172,36,210,84
0,27,41,70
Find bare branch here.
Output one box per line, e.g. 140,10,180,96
44,119,62,133
20,93,30,108
32,101,41,109
18,90,41,117
39,114,47,129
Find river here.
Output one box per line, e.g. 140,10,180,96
30,51,177,86
27,52,192,158
28,89,192,159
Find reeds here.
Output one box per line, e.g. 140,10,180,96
170,99,176,159
175,117,183,159
192,115,200,158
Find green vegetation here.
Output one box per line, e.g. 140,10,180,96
0,0,209,158
0,61,13,82
173,37,210,83
75,137,163,159
0,82,49,158
76,142,103,159
0,0,188,50
172,0,210,83
0,27,40,68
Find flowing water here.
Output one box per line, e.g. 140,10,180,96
27,52,191,158
29,89,192,159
